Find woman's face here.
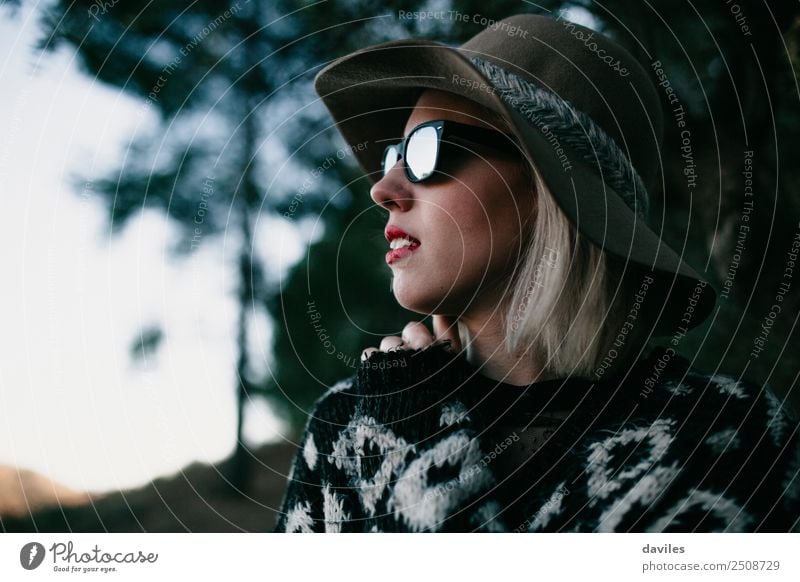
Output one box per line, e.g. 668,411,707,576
370,89,536,316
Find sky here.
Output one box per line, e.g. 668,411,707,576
0,2,310,492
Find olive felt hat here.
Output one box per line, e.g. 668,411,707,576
313,13,716,335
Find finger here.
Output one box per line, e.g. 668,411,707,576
361,347,378,362
401,321,435,349
433,314,462,352
379,335,405,352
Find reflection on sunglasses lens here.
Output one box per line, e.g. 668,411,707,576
383,146,399,176
406,125,438,180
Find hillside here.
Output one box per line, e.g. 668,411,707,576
0,442,297,532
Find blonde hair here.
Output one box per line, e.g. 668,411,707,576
495,162,648,380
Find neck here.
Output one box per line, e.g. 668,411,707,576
457,306,547,387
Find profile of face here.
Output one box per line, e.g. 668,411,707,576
370,89,536,318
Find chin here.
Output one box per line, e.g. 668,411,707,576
389,278,433,312
392,279,467,315
392,293,436,315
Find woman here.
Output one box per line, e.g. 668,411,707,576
275,13,800,532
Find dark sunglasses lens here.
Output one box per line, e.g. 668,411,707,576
406,125,439,181
382,145,400,177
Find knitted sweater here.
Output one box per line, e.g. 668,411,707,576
274,344,800,532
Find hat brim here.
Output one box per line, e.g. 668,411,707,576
314,39,716,336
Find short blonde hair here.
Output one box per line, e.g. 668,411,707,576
494,162,648,380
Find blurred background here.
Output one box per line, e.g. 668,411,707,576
1,0,798,532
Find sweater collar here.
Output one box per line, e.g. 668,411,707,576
355,342,692,421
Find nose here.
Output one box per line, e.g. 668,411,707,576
369,162,414,211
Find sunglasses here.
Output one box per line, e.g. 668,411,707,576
381,119,520,183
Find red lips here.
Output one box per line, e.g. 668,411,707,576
384,225,421,265
385,225,421,244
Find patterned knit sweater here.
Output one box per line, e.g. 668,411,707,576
274,344,800,532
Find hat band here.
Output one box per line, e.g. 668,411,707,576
470,56,649,219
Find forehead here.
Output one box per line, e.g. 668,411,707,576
403,89,509,135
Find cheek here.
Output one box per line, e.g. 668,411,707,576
425,205,520,292
389,167,534,311
429,174,532,270
424,199,491,267
493,198,534,253
478,186,534,267
389,206,489,312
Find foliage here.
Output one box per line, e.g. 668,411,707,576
35,0,800,440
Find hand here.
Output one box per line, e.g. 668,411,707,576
360,315,463,362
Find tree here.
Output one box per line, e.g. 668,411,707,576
36,0,413,488
36,0,800,499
